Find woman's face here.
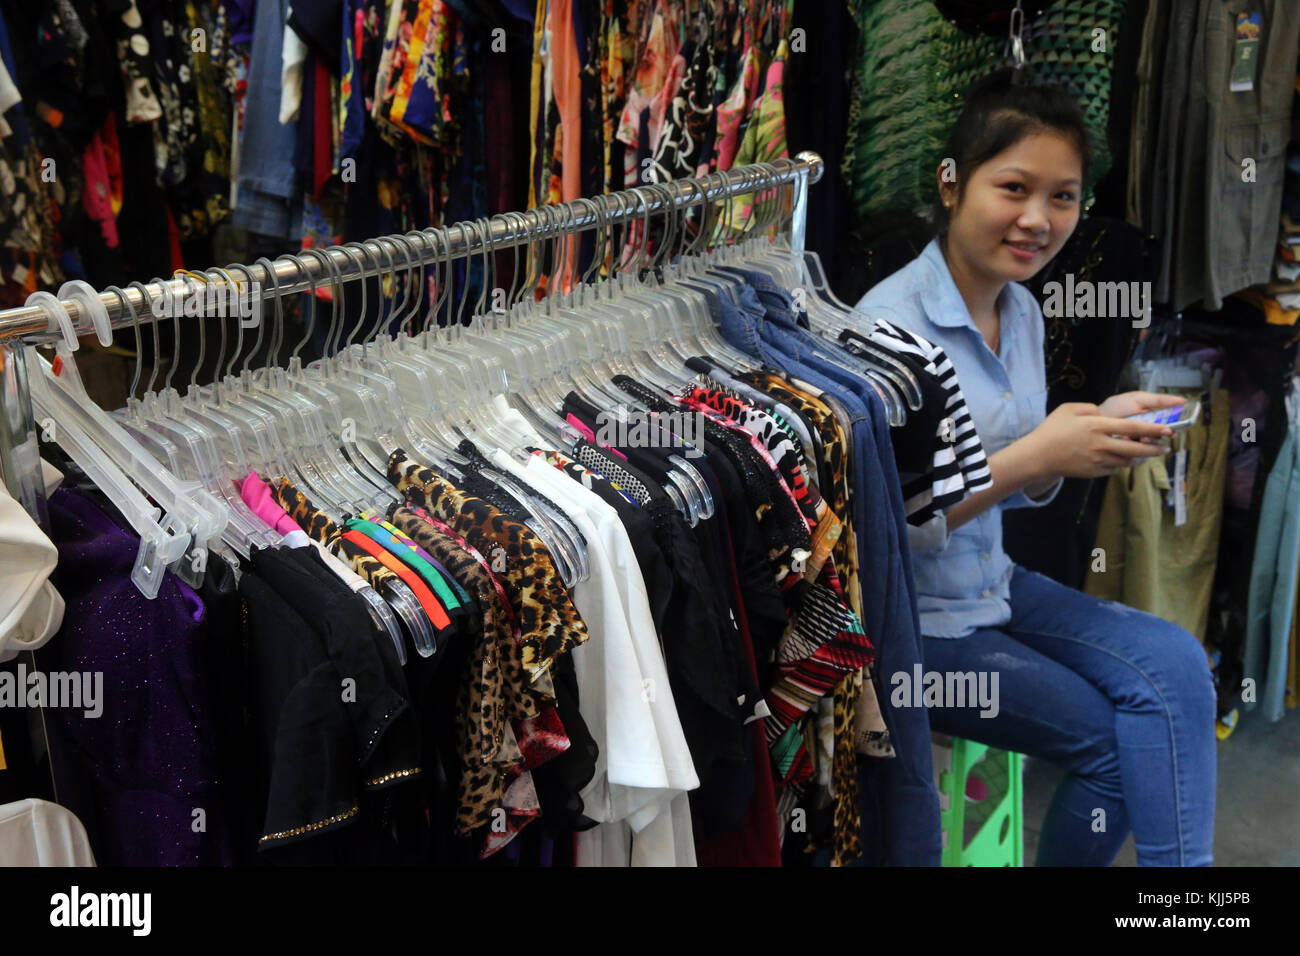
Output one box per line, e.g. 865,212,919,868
940,131,1083,285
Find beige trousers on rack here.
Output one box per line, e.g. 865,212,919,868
1085,389,1230,643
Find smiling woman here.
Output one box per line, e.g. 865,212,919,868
853,69,1218,868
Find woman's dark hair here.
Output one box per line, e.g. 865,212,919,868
936,69,1092,228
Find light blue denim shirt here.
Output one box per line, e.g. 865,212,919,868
856,238,1061,637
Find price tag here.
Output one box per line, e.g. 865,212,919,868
1173,448,1188,527
1230,12,1261,92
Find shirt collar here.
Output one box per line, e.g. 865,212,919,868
917,236,1031,331
918,237,973,328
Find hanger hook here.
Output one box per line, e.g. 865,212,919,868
644,184,667,270
500,211,525,308
711,170,730,251
518,207,545,302
291,251,326,361
651,182,679,270
633,187,654,275
672,180,692,259
183,273,210,393
719,168,738,248
459,219,482,325
206,266,243,383
752,161,778,235
127,280,161,397
402,230,430,332
769,161,791,234
400,232,427,336
386,234,417,338
224,262,260,378
462,218,492,326
748,163,770,235
361,238,396,342
575,198,602,288
551,203,573,296
683,177,710,259
333,244,369,353
611,195,631,274
165,274,192,392
762,161,784,233
381,235,413,338
340,243,373,350
734,168,759,239
602,193,622,275
106,285,142,402
254,256,290,372
427,228,453,328
548,205,569,299
474,217,494,322
310,248,347,360
537,206,557,299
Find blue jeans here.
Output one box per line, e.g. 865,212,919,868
922,566,1216,866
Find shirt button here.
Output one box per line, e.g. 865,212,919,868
981,552,990,561
981,589,991,598
1002,391,1012,400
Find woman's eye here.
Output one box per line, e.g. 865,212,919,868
1055,192,1079,202
1001,182,1026,193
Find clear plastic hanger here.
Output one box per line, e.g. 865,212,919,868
24,288,221,596
242,253,433,657
699,169,914,424
221,256,348,515
601,189,716,518
112,279,272,558
293,247,438,496
61,276,232,565
529,194,710,524
743,162,923,414
220,257,341,511
424,217,588,584
115,279,189,475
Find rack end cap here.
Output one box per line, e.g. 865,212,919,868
794,151,825,185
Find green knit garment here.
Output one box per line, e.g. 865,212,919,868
843,0,1126,221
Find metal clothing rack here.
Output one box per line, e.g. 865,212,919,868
0,152,825,524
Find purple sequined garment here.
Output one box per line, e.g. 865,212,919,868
42,488,232,866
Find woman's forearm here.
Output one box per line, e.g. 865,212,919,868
944,436,1054,532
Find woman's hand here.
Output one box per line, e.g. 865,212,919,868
1097,390,1185,420
1020,402,1173,480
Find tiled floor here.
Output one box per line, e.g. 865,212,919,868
1021,708,1300,866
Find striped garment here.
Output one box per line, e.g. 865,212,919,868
840,319,993,525
763,561,875,750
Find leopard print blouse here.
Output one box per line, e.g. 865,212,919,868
386,450,589,685
390,506,550,834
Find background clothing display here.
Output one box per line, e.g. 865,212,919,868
1138,0,1300,311
1242,379,1300,722
1086,388,1231,643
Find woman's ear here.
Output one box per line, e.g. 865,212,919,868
936,167,959,212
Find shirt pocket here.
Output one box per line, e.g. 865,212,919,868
1223,118,1288,196
1015,386,1048,439
914,526,984,602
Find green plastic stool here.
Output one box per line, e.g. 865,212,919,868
937,737,1024,867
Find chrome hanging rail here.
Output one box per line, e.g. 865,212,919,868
0,152,823,347
0,152,823,518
